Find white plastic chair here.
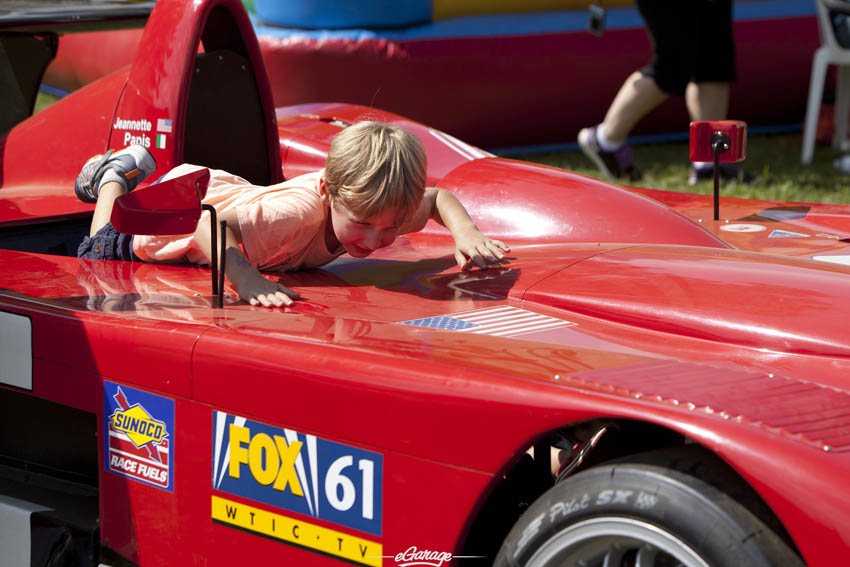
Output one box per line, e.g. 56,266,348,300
802,0,850,164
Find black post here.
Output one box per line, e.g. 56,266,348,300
710,131,731,221
202,204,218,296
713,148,720,221
218,220,227,309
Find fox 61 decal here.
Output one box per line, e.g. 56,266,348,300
212,411,383,536
104,381,174,491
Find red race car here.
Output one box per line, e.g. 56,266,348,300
1,1,849,566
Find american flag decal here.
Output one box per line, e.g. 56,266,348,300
399,306,575,337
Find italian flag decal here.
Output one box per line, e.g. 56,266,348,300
156,134,167,149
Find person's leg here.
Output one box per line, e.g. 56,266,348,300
686,80,753,184
600,71,668,144
75,145,157,254
685,81,734,183
578,0,687,181
609,0,693,144
578,71,665,181
75,145,157,235
687,0,744,184
685,81,730,122
687,0,733,122
89,181,125,237
75,145,157,204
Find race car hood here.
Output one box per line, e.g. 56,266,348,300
3,238,849,362
525,243,850,359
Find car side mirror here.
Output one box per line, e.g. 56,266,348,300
110,167,230,308
110,168,210,235
689,121,747,220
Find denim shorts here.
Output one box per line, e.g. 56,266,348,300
77,222,141,262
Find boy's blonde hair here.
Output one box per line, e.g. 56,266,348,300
324,121,427,222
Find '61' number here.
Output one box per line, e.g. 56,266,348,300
326,456,375,520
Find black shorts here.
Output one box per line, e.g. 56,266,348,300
77,222,141,262
636,0,736,96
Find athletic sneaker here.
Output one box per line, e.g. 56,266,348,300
74,145,157,203
578,126,642,181
687,163,754,186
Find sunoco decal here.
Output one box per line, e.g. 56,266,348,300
212,412,383,565
104,381,174,491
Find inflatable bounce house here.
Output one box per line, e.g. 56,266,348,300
44,0,820,151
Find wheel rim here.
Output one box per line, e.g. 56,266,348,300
525,516,712,567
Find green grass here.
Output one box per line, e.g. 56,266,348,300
34,92,60,114
513,133,850,205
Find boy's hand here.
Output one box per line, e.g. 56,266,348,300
235,270,300,307
427,187,510,270
221,244,300,307
453,227,510,270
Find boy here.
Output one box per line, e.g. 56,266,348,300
76,121,509,307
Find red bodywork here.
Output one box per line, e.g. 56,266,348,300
2,1,850,566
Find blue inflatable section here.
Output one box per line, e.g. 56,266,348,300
252,0,814,41
254,0,431,30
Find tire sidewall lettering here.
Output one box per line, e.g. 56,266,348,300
512,481,668,560
496,453,801,567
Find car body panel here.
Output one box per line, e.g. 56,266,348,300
2,0,850,566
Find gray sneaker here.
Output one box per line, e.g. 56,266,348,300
578,126,642,181
74,145,157,203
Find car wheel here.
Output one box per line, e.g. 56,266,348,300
493,447,803,567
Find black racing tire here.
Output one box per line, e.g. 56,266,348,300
493,446,803,567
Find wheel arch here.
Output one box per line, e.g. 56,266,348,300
456,416,803,565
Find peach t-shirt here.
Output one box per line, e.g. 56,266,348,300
132,164,431,271
133,164,341,271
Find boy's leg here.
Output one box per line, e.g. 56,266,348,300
75,145,156,260
75,145,157,204
89,181,125,237
74,145,157,237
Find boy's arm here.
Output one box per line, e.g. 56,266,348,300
193,208,300,307
425,187,510,269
